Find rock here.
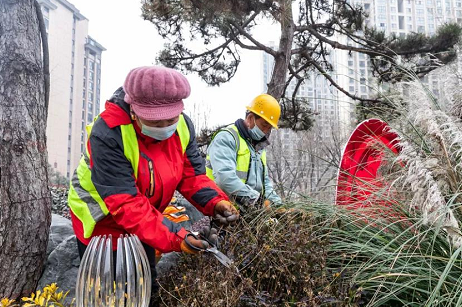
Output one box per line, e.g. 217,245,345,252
46,214,75,257
38,214,79,302
156,252,182,278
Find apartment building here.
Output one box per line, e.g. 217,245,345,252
38,0,105,178
338,0,462,125
262,45,342,199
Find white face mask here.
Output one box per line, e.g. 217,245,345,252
249,117,266,141
141,121,178,140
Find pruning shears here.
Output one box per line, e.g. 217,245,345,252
185,232,237,271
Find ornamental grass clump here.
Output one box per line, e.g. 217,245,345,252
158,204,364,306
326,62,462,306
326,203,462,306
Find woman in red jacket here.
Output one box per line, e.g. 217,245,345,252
68,66,238,306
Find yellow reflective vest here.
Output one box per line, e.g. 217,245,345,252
68,114,190,239
206,124,267,183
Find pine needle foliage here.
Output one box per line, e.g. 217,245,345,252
141,0,462,131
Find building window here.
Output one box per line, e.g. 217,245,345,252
399,16,405,30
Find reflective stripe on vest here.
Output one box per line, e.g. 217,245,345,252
206,124,266,183
68,114,190,238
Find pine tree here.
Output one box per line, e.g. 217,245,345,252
142,0,461,130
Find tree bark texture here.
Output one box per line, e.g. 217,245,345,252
0,0,51,299
266,0,295,100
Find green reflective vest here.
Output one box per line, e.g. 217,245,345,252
206,124,267,183
68,114,190,239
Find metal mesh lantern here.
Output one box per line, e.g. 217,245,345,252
75,234,152,307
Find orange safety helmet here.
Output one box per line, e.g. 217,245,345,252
246,94,281,128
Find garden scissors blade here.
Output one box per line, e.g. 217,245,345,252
204,245,234,268
185,232,237,271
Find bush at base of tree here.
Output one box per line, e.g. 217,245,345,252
158,204,365,306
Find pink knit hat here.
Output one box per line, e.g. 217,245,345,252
123,66,191,120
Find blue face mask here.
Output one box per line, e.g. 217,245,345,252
249,118,266,141
141,121,178,140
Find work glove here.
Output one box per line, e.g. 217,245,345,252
180,227,218,254
234,195,260,214
213,200,239,227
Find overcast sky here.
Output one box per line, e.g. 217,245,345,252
70,0,280,128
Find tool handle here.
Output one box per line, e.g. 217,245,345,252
184,232,205,252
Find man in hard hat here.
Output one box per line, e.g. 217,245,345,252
206,94,282,211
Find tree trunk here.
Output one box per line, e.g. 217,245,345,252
0,0,51,299
266,0,295,100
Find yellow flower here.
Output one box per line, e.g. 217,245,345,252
0,298,17,307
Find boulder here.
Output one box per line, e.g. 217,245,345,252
37,214,79,301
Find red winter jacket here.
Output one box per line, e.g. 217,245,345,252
70,88,229,252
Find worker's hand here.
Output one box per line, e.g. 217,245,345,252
235,195,258,208
213,200,239,226
180,232,209,254
180,226,219,254
199,226,218,246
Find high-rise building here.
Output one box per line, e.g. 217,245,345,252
262,43,341,132
262,45,342,199
338,0,462,126
38,0,105,178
